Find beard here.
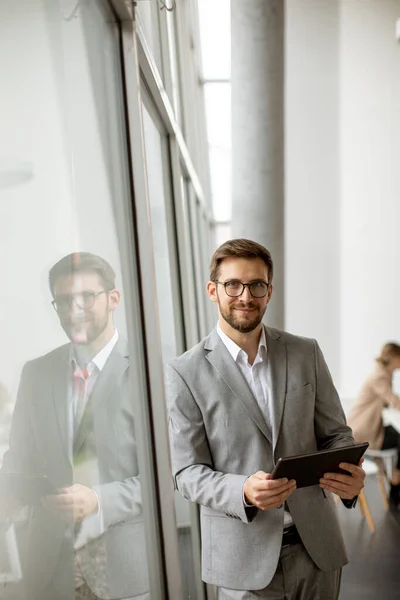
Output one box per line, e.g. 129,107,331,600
59,312,109,345
219,300,267,333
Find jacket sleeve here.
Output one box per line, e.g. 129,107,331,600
92,476,143,529
2,362,39,476
165,363,257,524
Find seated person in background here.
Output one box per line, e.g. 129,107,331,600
347,342,400,509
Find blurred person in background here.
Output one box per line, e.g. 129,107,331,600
0,252,148,600
347,342,400,509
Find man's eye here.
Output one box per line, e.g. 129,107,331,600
226,281,240,288
252,282,263,288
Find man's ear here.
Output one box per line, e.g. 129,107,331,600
207,281,218,303
108,289,121,311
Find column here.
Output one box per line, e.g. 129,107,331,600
231,0,284,328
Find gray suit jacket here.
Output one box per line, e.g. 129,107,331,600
166,326,354,591
2,337,149,599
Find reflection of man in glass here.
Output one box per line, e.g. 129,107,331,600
1,253,149,600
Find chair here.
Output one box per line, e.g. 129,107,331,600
364,447,397,484
358,459,380,532
334,455,395,533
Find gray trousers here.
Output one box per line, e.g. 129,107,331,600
219,543,342,600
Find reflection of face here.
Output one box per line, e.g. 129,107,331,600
208,257,273,334
53,271,113,345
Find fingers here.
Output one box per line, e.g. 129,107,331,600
337,462,362,475
252,480,297,510
254,471,271,480
41,487,80,522
320,478,353,498
320,463,365,499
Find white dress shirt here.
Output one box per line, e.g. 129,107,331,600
69,328,119,549
216,324,293,528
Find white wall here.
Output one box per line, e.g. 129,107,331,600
340,0,400,397
0,0,128,400
286,0,400,396
285,0,341,382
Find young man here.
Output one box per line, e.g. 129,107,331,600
1,253,149,600
167,239,365,600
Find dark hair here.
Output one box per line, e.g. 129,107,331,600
209,238,273,282
49,252,116,298
376,342,400,367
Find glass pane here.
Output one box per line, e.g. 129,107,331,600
142,103,178,362
204,83,231,148
188,192,209,339
166,8,182,124
0,1,151,598
209,147,231,221
141,102,200,599
197,0,231,80
136,0,164,79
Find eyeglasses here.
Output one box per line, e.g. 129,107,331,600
51,291,109,314
215,280,270,298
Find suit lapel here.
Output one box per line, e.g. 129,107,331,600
52,345,72,463
265,327,287,452
73,338,129,456
206,330,272,443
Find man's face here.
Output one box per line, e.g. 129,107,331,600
53,271,119,345
207,257,273,334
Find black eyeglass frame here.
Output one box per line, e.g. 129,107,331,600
51,290,110,313
214,280,270,298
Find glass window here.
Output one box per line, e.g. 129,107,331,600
0,1,151,598
165,8,182,124
204,82,231,222
136,0,164,79
188,191,209,339
197,0,231,80
141,99,203,599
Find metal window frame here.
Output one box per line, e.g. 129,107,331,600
119,18,184,600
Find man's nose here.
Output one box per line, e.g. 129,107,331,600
239,285,253,301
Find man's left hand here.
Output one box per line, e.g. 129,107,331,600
319,459,365,500
41,484,99,523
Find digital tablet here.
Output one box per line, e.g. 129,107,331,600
0,473,57,505
270,442,369,488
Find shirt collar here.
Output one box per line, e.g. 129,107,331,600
216,323,267,363
71,329,119,374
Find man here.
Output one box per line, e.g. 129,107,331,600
166,239,365,600
1,252,149,600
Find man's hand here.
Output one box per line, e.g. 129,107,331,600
41,484,98,523
320,459,365,500
244,471,296,510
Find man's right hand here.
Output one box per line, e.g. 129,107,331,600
244,471,296,510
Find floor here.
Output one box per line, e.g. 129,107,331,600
337,471,400,600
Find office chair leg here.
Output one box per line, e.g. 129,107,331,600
358,490,375,533
376,471,390,511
